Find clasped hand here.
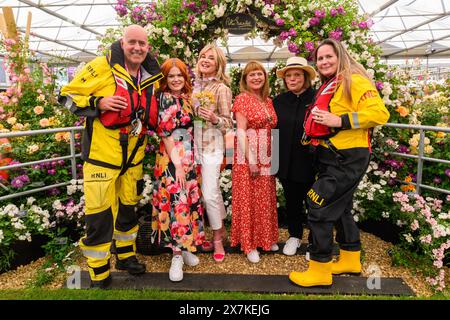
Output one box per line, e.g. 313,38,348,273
197,106,218,124
98,96,128,112
312,109,342,127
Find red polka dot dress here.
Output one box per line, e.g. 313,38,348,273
230,92,279,254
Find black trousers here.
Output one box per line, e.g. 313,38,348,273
307,146,370,263
280,178,312,239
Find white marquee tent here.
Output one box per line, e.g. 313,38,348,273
0,0,449,64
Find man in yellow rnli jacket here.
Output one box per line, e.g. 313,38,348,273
289,39,390,288
59,25,162,288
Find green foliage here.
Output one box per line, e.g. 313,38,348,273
389,245,437,279
229,66,242,98
0,247,16,272
268,61,286,97
28,228,79,288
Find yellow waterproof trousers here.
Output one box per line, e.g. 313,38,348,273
79,162,144,281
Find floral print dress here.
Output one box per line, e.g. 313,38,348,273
151,92,205,252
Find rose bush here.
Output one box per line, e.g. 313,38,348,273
0,35,82,199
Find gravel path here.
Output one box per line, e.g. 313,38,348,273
1,229,448,297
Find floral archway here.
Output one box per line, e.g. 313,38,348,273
108,2,391,94
106,0,424,123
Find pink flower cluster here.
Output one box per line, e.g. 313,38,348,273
182,0,212,14
393,192,415,212
114,0,128,16
393,192,448,291
426,269,446,291
115,1,160,25
53,198,85,228
287,42,300,54
11,174,30,188
428,240,450,291
328,28,343,41
305,41,315,53
279,28,297,41
352,18,374,30
308,7,346,27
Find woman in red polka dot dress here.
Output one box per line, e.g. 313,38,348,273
231,61,279,263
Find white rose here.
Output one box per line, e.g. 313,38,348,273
262,5,272,17
254,0,264,7
403,233,414,243
383,96,392,106
67,185,77,195
213,4,226,18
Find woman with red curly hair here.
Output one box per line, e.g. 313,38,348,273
151,58,206,282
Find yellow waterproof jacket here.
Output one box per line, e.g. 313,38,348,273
59,42,162,168
321,74,390,150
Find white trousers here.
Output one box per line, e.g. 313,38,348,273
200,151,226,230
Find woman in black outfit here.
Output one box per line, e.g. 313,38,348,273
273,57,316,256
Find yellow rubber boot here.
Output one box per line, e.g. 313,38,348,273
289,260,332,287
332,249,361,275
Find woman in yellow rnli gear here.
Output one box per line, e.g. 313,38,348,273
59,25,162,289
289,38,390,288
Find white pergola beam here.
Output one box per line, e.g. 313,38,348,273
17,0,102,36
17,27,97,56
369,0,400,16
376,12,450,44
384,33,450,57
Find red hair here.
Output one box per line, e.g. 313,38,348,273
158,58,192,95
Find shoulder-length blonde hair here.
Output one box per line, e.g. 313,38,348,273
239,60,270,100
314,38,373,102
195,44,230,86
158,58,192,95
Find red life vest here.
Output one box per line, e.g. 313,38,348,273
303,77,338,142
99,73,158,130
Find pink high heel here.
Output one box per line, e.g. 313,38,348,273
213,240,225,262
